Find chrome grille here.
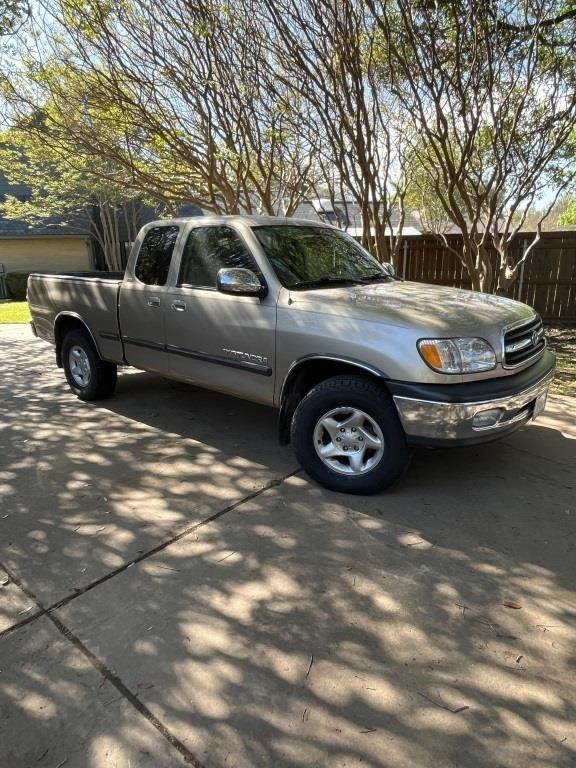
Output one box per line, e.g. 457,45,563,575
503,315,545,367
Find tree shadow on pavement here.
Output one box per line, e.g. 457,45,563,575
1,329,575,767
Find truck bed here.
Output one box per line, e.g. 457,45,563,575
27,272,124,364
29,270,124,280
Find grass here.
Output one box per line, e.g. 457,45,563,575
546,326,576,398
0,301,31,324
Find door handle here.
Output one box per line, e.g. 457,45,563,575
171,300,186,311
147,296,161,307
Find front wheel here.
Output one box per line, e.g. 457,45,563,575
62,330,117,401
291,376,409,494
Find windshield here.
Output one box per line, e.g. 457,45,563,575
252,224,393,289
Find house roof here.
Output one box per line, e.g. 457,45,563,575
292,199,422,234
0,173,92,237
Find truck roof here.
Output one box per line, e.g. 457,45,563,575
143,214,335,229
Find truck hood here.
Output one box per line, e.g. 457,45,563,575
287,280,535,336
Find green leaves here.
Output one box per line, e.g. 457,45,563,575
0,0,29,36
2,0,576,290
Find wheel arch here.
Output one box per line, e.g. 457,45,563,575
278,355,390,445
54,312,100,368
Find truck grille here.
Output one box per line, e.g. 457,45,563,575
503,315,545,367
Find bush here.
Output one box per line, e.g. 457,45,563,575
6,272,32,301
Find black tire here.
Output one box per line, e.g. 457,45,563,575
291,375,409,494
61,329,117,401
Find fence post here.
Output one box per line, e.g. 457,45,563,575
516,239,527,301
402,239,408,279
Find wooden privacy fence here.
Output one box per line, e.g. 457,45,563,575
398,231,576,322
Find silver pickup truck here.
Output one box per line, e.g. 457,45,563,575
28,216,555,494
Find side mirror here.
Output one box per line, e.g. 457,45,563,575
216,267,267,298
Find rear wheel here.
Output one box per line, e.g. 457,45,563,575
61,330,117,401
291,376,409,494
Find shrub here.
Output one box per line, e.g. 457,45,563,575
6,272,32,301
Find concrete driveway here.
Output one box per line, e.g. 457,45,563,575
1,323,575,768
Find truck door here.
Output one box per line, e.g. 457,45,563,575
118,225,180,373
165,224,276,405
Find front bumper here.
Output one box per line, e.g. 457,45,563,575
389,350,556,446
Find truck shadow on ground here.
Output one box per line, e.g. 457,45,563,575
1,333,575,767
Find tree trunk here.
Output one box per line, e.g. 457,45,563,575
371,207,390,265
460,236,482,292
476,242,494,293
359,203,392,264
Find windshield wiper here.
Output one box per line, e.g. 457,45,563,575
355,272,393,283
288,275,370,290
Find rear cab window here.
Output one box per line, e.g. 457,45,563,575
134,226,180,286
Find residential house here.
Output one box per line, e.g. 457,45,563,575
292,198,423,237
0,172,97,298
0,172,203,297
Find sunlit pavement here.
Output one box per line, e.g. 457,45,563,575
1,323,575,768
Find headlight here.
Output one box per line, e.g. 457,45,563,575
418,338,496,374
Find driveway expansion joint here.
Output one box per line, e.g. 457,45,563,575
1,557,204,766
0,468,300,641
48,611,205,766
0,468,302,767
0,469,299,762
48,467,301,613
501,439,574,472
0,561,48,635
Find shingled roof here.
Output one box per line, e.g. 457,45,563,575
0,173,92,237
292,199,423,234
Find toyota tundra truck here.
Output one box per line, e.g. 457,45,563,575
27,216,555,494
